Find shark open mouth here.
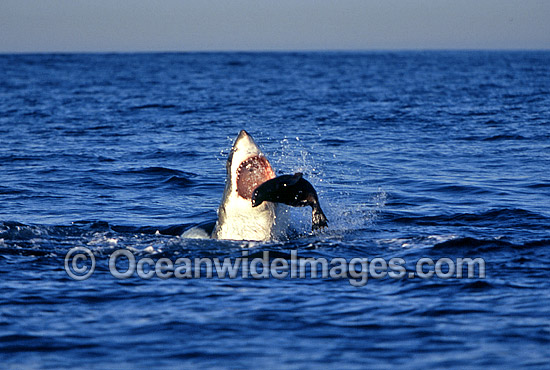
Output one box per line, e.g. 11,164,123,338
236,155,275,200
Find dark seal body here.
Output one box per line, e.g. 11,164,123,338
251,173,328,230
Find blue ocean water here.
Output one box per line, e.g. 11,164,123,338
1,51,549,369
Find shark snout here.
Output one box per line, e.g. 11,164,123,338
234,130,254,149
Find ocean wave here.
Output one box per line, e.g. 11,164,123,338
390,208,549,227
432,236,550,251
129,103,177,110
123,166,196,177
0,220,198,242
113,167,198,188
482,134,528,141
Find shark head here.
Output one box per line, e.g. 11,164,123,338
213,130,286,241
226,130,276,200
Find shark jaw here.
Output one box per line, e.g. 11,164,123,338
236,155,274,200
212,130,287,241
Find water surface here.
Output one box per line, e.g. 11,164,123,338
1,52,549,369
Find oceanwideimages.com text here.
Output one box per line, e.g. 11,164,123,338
65,247,486,287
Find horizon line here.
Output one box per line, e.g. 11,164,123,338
2,47,550,55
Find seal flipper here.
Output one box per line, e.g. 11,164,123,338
251,173,328,231
312,204,328,230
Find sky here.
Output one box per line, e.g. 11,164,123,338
1,0,549,53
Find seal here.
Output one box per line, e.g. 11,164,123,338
251,172,328,230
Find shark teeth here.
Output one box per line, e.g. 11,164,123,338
236,155,275,200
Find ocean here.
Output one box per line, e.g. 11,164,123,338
1,51,549,369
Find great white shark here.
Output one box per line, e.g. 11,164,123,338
212,130,289,240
